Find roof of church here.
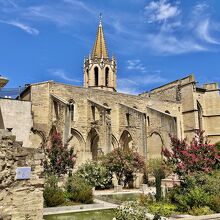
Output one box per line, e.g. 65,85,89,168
91,16,109,59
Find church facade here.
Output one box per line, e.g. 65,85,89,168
0,18,219,167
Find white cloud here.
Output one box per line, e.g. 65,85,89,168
144,1,220,54
0,20,39,35
126,59,147,73
145,0,180,23
117,73,166,95
23,1,95,27
0,0,17,8
48,69,81,83
196,19,220,45
146,34,208,55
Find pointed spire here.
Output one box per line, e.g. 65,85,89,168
91,14,109,59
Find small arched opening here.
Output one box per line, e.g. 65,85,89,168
105,67,109,86
94,67,99,86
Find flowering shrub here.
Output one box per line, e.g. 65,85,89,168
162,130,220,177
75,160,113,189
115,201,150,220
43,130,76,176
103,147,145,187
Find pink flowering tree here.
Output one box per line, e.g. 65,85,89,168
43,130,76,177
162,130,220,178
102,147,145,187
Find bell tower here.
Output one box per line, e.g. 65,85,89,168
84,15,117,92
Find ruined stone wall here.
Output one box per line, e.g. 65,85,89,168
21,81,182,165
146,107,178,158
0,130,44,220
31,82,51,134
195,83,220,143
0,99,33,148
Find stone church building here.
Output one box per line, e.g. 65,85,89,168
0,19,220,166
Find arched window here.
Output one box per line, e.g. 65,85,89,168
94,67,99,86
105,67,109,86
86,68,89,83
69,100,75,121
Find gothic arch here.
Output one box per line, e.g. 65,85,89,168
147,131,164,159
68,129,85,165
119,130,133,149
86,128,99,159
111,134,119,150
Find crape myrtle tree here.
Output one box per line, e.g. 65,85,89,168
43,129,76,177
162,130,220,178
103,147,145,187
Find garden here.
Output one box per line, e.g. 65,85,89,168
43,129,220,220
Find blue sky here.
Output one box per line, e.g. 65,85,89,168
0,0,220,94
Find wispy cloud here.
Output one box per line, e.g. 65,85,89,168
0,0,17,8
0,19,39,35
126,59,147,73
196,19,220,45
48,69,81,83
146,34,208,54
118,73,166,95
145,0,180,23
143,1,220,55
22,0,96,27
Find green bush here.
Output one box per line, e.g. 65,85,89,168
115,201,149,220
216,142,220,151
184,171,220,195
76,160,113,189
168,186,211,212
185,187,212,208
210,195,220,213
139,194,155,206
65,175,93,204
188,206,214,216
43,175,65,207
147,202,177,217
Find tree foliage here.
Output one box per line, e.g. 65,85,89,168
103,147,145,187
43,130,76,176
147,159,171,201
162,130,220,178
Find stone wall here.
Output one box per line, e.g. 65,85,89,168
141,75,220,143
19,81,182,167
0,129,44,220
0,99,33,148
